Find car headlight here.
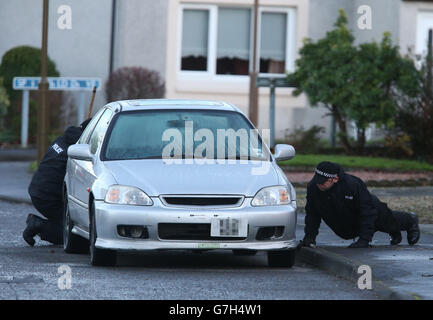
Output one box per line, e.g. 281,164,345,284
251,186,291,206
104,185,153,206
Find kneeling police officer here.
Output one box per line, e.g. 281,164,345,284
23,119,91,246
301,161,420,248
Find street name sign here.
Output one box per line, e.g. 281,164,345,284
13,77,100,91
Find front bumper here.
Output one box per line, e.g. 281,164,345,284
93,198,298,252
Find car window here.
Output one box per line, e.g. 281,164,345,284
89,109,113,154
103,109,269,161
78,108,105,144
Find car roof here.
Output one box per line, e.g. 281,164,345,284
111,99,241,113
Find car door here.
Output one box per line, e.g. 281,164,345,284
67,109,104,227
71,108,113,229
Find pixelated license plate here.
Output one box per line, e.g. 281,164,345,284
210,218,248,237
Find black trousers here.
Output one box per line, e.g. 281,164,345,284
372,195,414,236
30,196,63,245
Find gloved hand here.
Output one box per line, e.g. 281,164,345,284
300,237,316,248
348,238,370,248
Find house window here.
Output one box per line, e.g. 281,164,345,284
179,5,295,76
416,11,433,56
181,9,209,71
259,12,287,74
216,8,251,75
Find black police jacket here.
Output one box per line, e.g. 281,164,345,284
28,126,82,201
304,166,381,241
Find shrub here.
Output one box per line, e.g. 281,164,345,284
287,10,419,153
0,46,61,145
384,132,413,158
393,38,433,163
0,46,59,101
283,125,325,154
105,67,165,102
0,77,10,130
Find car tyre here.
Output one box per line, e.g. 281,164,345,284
89,202,116,266
63,190,89,254
267,249,295,268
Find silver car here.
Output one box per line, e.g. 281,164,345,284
64,99,298,267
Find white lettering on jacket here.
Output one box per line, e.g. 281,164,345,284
52,143,64,154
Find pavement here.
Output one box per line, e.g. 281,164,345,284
1,157,433,300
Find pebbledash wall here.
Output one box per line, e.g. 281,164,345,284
160,0,411,140
163,0,313,141
0,0,432,139
0,0,112,122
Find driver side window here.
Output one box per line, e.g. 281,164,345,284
89,109,113,154
78,108,105,144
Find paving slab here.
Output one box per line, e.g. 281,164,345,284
296,213,433,300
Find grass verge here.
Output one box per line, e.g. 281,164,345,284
29,161,37,174
279,154,433,172
296,189,433,224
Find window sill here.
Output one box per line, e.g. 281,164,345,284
175,73,295,95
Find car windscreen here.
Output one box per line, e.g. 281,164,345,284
102,109,270,161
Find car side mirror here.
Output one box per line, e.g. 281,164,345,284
274,144,295,161
68,144,93,161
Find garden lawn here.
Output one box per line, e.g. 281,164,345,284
296,188,433,224
278,154,433,172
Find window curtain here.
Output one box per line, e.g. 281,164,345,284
260,12,287,61
182,10,209,57
217,8,251,60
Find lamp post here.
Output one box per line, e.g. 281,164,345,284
248,0,259,126
37,0,50,164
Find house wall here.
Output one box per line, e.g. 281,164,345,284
308,0,354,41
113,0,169,77
164,0,313,141
351,0,400,45
0,0,112,122
0,0,417,141
400,0,433,57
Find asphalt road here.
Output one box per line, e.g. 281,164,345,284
0,200,379,300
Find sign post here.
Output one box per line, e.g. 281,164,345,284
13,77,101,148
256,76,294,147
21,90,30,148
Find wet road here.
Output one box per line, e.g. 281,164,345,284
0,200,378,300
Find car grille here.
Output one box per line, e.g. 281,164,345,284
158,223,247,241
161,195,243,207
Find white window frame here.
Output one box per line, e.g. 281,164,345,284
177,4,296,80
416,10,433,56
257,7,296,76
177,4,217,77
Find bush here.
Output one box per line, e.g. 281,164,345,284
393,45,433,163
105,67,165,102
0,46,61,145
282,125,325,154
287,10,419,153
0,46,59,101
0,77,10,130
384,132,413,158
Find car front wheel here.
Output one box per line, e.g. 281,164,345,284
89,202,116,266
63,190,89,254
267,249,296,268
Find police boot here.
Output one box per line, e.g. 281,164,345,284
390,232,402,245
22,214,45,246
407,212,420,245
